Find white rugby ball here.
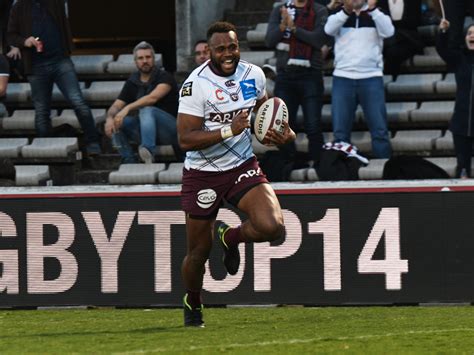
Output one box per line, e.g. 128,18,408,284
254,97,289,146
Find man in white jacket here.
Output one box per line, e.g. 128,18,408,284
325,0,394,158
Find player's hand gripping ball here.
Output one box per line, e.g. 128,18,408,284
254,97,289,146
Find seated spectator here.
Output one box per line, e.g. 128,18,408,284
265,0,329,167
0,53,8,117
194,39,209,67
444,0,474,49
436,19,474,178
7,0,102,155
104,41,181,164
325,0,394,159
379,0,425,75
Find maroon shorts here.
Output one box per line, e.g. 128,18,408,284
181,157,269,219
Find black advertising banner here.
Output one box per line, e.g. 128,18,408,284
0,185,473,307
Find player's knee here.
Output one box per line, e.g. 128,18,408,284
187,245,211,265
258,219,285,242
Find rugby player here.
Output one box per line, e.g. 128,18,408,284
178,21,296,327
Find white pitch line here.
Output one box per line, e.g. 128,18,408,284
114,328,474,354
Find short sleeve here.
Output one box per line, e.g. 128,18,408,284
117,80,135,104
0,55,10,77
178,79,206,117
254,66,266,100
158,71,176,87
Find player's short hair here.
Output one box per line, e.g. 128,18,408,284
133,41,156,61
206,22,237,41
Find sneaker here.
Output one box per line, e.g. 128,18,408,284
183,294,204,328
217,222,240,275
86,142,102,156
138,146,154,164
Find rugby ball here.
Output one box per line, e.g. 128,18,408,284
254,97,289,146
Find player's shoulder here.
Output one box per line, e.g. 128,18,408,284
238,60,265,78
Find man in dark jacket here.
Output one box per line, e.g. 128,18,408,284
7,0,101,155
437,19,474,178
104,42,181,164
265,0,329,167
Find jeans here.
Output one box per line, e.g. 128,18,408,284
453,133,473,177
28,57,99,143
274,70,324,164
331,76,392,159
112,106,180,163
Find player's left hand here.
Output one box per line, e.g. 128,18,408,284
114,109,128,130
368,0,377,10
265,121,296,146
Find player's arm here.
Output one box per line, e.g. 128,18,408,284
253,93,269,113
177,111,250,152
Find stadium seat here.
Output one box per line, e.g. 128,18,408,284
435,73,456,94
106,54,163,74
21,137,79,158
289,168,309,182
0,138,29,158
323,76,332,96
156,145,176,158
52,82,86,102
386,102,417,122
417,25,437,40
425,157,457,177
247,23,268,48
71,55,114,74
412,46,446,68
83,81,125,102
4,83,31,104
108,163,166,184
307,167,319,181
410,101,454,123
350,131,372,153
387,74,443,95
434,130,454,151
2,110,57,131
358,159,388,180
15,165,51,186
157,162,184,184
295,133,308,152
240,51,275,68
321,104,364,125
391,130,442,152
52,109,106,129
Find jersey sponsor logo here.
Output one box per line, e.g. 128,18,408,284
196,189,217,209
235,167,262,184
209,109,245,123
215,89,225,101
230,93,239,102
239,79,257,100
225,79,236,88
181,81,193,97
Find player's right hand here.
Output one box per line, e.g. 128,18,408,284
230,110,250,135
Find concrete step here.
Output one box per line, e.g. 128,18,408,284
76,169,112,184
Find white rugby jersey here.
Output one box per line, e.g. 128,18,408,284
178,60,266,172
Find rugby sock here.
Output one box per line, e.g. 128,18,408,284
186,290,202,309
224,226,242,248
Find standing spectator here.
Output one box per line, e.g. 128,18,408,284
379,0,425,75
7,0,102,155
325,0,394,158
0,53,8,117
265,0,329,166
194,39,209,67
437,19,474,178
444,0,474,49
104,42,181,164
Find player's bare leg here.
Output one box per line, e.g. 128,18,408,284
181,215,214,327
217,183,285,274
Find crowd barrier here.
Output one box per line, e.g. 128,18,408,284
0,181,473,307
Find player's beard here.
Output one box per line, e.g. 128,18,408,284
210,55,239,76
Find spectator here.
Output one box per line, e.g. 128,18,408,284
194,39,209,67
379,0,425,75
1,0,22,79
104,41,181,164
325,0,394,159
0,53,8,117
444,0,474,49
265,0,329,166
7,0,102,155
436,19,474,178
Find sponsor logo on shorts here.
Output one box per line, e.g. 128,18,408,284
181,81,193,97
235,168,262,184
196,189,217,209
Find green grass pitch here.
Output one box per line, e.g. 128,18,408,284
1,306,473,354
